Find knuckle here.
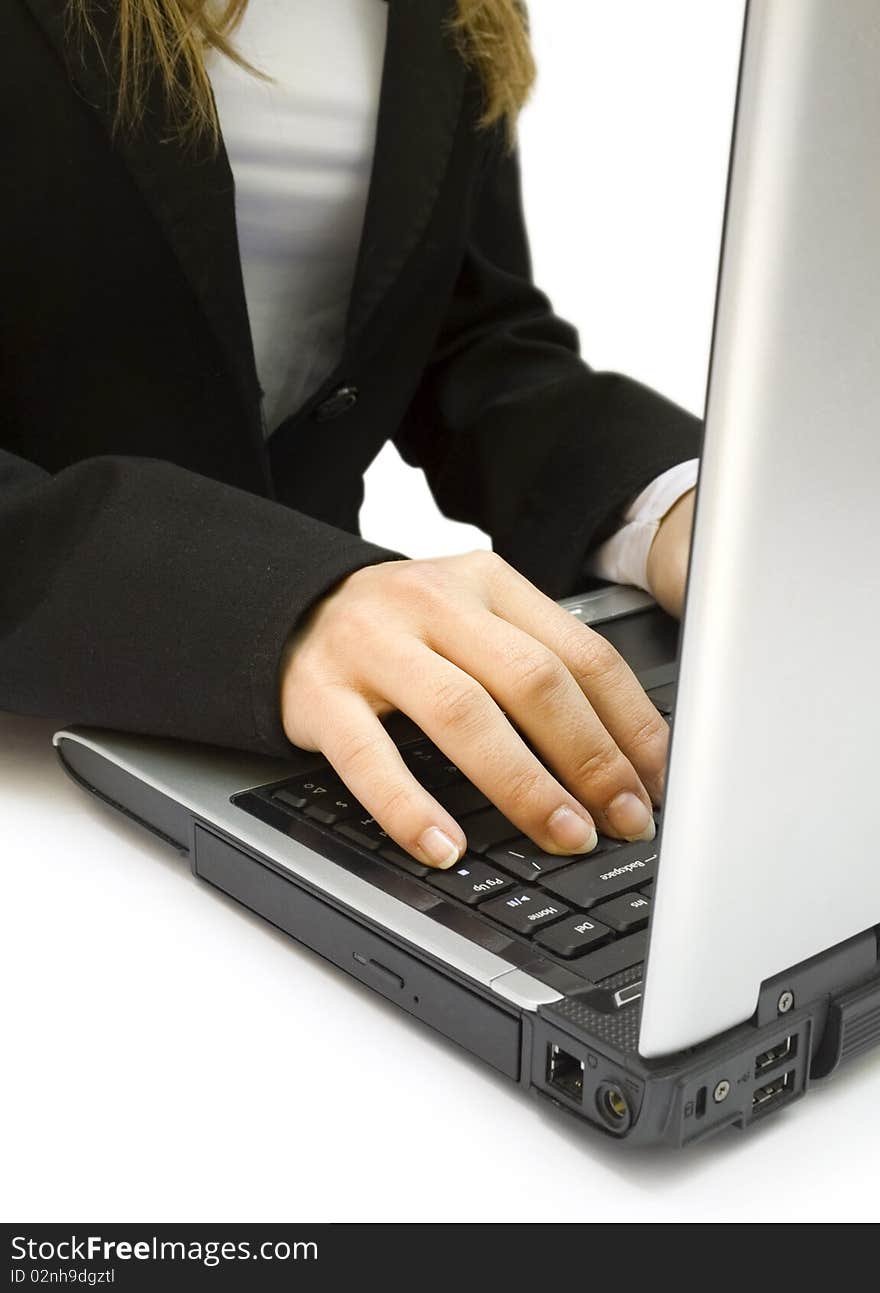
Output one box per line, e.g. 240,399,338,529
569,628,624,684
392,559,455,610
571,742,629,794
503,763,551,814
334,597,381,643
429,676,483,734
625,710,670,766
331,727,386,779
509,648,568,707
371,779,418,826
414,562,457,606
339,562,383,599
467,548,506,579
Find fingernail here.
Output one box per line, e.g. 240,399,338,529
606,791,656,841
417,826,462,869
547,805,598,853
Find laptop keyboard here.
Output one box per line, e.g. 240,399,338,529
233,684,675,994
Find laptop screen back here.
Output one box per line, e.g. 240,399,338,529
640,0,880,1056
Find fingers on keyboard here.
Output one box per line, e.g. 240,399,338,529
258,738,660,982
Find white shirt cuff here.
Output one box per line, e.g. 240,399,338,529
587,459,699,592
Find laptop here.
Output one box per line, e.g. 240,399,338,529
53,0,880,1147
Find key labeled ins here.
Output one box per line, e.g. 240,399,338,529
590,892,651,934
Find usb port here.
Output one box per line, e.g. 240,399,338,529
754,1034,797,1077
546,1044,584,1102
752,1069,795,1113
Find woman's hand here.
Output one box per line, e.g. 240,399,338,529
645,488,696,619
280,552,668,870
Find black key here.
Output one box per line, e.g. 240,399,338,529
304,803,343,825
542,843,658,910
429,859,514,905
462,807,519,854
640,882,655,897
298,771,346,797
434,781,491,817
401,741,460,789
304,785,362,825
335,813,390,851
480,888,570,936
595,833,628,853
534,914,613,959
377,845,430,878
591,892,651,934
273,785,308,811
569,931,648,983
488,836,594,883
291,771,359,813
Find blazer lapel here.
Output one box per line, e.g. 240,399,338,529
20,0,262,420
345,0,467,340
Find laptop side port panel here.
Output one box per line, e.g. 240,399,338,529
532,1005,815,1146
531,1019,645,1138
676,1016,811,1143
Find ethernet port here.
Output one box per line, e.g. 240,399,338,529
546,1043,584,1102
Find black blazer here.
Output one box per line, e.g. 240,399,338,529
0,0,702,757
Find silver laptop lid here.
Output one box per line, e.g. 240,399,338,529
640,0,880,1057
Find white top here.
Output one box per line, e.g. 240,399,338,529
206,0,388,430
589,458,699,586
206,0,696,590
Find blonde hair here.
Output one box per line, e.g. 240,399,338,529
66,0,535,147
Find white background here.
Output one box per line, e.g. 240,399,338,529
4,0,879,1224
362,0,732,554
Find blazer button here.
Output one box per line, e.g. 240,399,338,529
313,384,359,422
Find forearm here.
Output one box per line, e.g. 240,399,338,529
0,449,400,754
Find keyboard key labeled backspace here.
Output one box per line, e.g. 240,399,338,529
480,888,569,936
543,843,658,910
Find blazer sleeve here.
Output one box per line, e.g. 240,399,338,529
0,449,400,754
393,134,704,599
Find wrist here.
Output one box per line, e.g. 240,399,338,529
646,487,696,617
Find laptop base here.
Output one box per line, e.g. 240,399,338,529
54,727,880,1148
